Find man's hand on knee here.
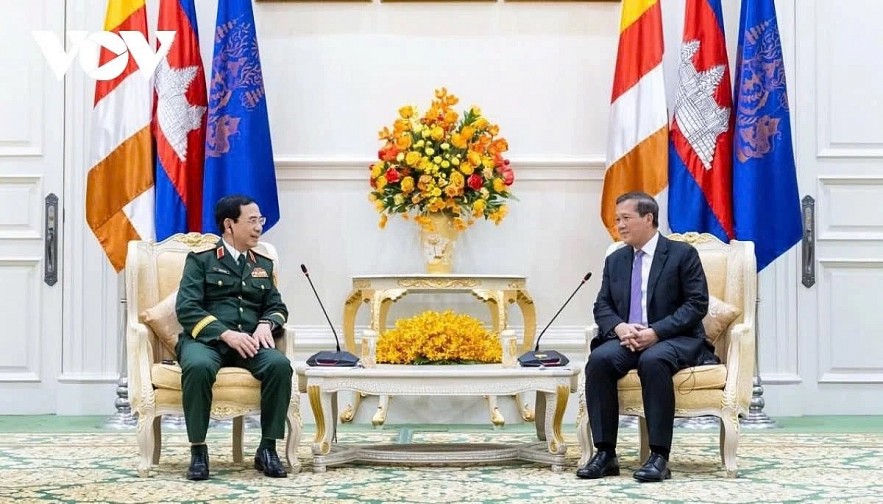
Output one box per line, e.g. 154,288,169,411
253,323,276,349
220,330,260,358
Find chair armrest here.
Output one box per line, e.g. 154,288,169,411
585,325,598,357
722,322,756,416
126,321,157,416
280,324,296,359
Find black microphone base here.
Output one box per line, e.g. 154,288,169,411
306,350,360,367
517,350,570,367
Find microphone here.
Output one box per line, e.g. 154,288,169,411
300,264,360,367
517,272,592,367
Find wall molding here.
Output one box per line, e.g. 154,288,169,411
274,156,606,182
819,372,883,384
57,372,121,384
759,373,802,385
288,324,589,356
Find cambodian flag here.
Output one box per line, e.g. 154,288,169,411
202,0,280,233
733,0,802,270
152,0,207,241
668,0,735,242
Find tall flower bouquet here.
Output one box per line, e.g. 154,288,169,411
369,88,516,231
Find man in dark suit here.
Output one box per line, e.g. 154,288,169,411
577,191,717,482
176,195,291,481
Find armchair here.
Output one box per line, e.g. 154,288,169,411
125,233,302,477
576,232,757,477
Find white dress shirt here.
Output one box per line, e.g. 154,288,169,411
633,232,660,326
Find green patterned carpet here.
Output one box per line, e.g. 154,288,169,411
1,423,882,503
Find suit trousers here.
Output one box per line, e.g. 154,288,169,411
585,338,682,451
178,336,292,443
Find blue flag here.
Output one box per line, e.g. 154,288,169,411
203,0,279,233
732,0,802,271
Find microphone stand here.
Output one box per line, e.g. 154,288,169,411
518,272,592,367
301,264,360,367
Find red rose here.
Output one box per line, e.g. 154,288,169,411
467,173,484,191
385,168,401,184
501,167,515,186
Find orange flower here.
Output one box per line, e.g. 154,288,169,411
395,134,412,150
399,105,415,119
451,133,468,149
488,138,509,155
378,144,399,162
401,176,415,193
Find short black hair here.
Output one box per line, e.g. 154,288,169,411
615,191,659,228
214,194,257,233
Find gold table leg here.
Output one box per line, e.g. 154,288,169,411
485,395,505,427
372,395,390,427
342,288,366,353
546,385,569,455
339,392,363,423
307,385,333,459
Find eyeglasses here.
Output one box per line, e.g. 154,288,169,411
240,216,266,226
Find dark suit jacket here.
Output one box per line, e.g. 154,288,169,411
592,234,716,366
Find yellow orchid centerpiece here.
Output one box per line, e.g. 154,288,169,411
376,310,503,365
369,88,516,231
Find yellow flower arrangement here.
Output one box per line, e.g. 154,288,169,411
375,310,503,365
369,88,516,231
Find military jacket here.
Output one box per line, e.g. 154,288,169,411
176,240,288,345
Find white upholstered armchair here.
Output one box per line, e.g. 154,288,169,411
125,233,302,477
576,232,757,477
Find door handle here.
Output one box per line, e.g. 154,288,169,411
801,195,814,288
44,193,58,286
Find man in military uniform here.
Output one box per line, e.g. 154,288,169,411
175,195,291,480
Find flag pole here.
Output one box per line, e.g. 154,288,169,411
741,274,777,428
106,274,137,428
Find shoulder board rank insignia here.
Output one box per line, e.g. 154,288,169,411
252,249,273,261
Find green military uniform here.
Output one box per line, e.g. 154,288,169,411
175,241,291,444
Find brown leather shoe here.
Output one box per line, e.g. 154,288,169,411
576,450,620,479
633,453,671,482
255,447,287,478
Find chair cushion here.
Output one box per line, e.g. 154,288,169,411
139,291,182,353
151,363,262,391
702,295,741,346
617,364,727,391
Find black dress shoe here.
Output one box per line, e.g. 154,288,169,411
633,453,671,482
576,450,620,479
187,445,210,481
255,447,287,478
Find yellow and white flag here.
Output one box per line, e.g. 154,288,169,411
86,0,154,272
600,0,668,239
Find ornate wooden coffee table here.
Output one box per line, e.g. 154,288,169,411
297,364,579,472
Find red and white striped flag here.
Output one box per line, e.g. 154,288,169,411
86,0,154,272
600,0,669,239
